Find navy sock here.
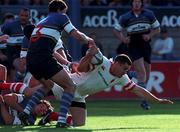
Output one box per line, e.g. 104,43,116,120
24,89,45,115
58,92,74,123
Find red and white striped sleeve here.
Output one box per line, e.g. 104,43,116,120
120,74,136,91
122,80,136,91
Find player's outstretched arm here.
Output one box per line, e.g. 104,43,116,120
131,85,174,104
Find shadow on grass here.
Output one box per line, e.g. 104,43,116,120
0,125,160,132
0,125,92,132
91,127,159,131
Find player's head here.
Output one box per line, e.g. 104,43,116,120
33,100,53,116
23,24,35,40
48,0,68,13
113,54,132,77
2,13,14,24
130,0,143,10
19,8,30,25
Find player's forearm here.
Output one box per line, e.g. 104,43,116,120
113,29,125,42
53,51,70,65
132,86,161,103
71,30,89,44
77,53,93,72
0,103,13,124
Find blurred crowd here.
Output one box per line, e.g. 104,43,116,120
81,0,180,7
0,0,180,7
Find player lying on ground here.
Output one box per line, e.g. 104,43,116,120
0,93,53,125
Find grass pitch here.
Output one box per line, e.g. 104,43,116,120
0,100,179,132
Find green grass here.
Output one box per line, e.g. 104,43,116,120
0,100,179,132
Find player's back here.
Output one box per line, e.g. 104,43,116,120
28,13,70,60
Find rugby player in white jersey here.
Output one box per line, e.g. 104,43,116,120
48,45,173,126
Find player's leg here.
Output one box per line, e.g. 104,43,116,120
0,95,13,124
50,69,76,127
69,102,86,126
133,58,150,110
144,61,151,83
133,58,146,85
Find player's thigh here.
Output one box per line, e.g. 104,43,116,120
38,79,54,94
70,106,86,126
133,58,146,73
51,69,75,91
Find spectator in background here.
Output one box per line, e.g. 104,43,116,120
17,0,30,5
89,0,107,6
81,32,103,57
108,0,123,7
30,0,44,5
81,0,90,6
151,0,170,6
171,0,180,6
143,0,151,7
152,27,174,60
1,8,31,82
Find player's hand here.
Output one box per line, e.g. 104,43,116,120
88,45,99,56
0,34,9,42
87,38,96,48
122,36,130,44
142,34,151,42
158,99,174,104
71,62,80,75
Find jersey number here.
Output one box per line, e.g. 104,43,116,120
30,25,43,43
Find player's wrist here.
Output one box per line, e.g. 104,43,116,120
66,62,72,68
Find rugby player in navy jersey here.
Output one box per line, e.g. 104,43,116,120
18,0,95,128
1,8,31,82
113,0,160,110
0,93,53,125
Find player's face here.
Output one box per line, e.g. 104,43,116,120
33,103,48,116
19,10,29,25
115,62,131,77
132,0,142,11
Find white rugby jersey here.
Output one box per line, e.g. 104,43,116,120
70,54,136,96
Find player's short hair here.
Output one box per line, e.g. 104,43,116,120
48,0,67,12
130,0,144,7
114,54,132,65
39,100,54,115
2,13,14,23
20,7,30,13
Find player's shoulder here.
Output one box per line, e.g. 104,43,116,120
143,9,155,16
121,11,132,19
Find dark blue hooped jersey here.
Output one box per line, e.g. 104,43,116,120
29,12,76,56
114,9,160,35
20,37,30,58
1,19,25,46
0,95,36,125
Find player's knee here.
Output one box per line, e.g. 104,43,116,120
63,82,76,93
